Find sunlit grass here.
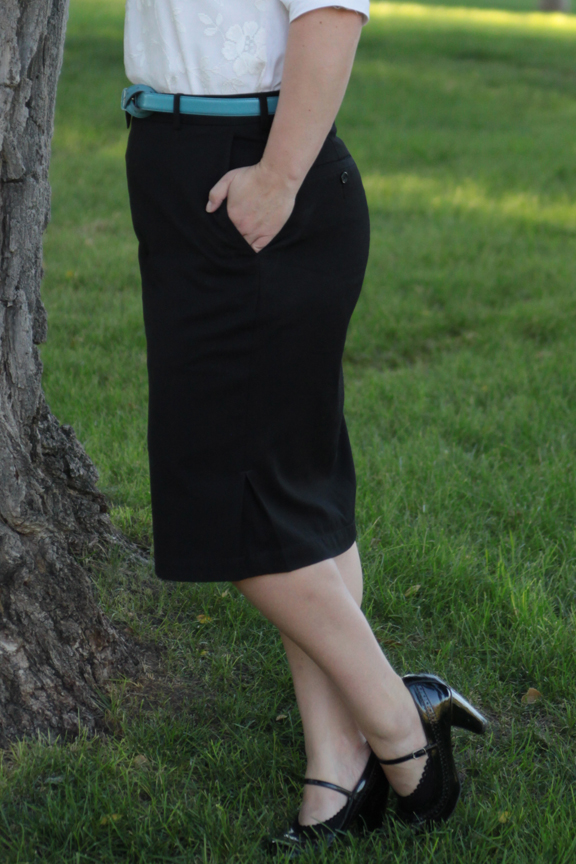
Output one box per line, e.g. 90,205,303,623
371,1,576,32
364,173,576,225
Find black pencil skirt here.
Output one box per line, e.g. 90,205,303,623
125,107,370,582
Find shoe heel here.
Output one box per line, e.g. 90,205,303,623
451,690,488,734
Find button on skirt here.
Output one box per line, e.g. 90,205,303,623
125,110,370,582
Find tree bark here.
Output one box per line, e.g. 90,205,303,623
538,0,571,11
0,0,142,746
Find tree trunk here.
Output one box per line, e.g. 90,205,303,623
0,0,142,746
538,0,571,11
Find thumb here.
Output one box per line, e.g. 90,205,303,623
206,170,236,213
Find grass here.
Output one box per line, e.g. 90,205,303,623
1,0,575,861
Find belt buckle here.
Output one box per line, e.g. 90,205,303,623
121,84,156,118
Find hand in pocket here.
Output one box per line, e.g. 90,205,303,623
206,162,297,253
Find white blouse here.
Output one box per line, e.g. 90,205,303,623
124,1,370,96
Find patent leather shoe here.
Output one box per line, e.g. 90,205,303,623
378,673,487,827
269,749,389,856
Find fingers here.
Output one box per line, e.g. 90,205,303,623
250,235,273,253
206,170,237,212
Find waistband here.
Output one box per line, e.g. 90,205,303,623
121,85,279,119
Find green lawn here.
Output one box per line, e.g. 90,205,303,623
1,1,575,861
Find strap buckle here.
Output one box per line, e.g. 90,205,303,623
121,84,156,118
411,746,431,759
378,741,438,766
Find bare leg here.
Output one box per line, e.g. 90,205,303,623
280,543,369,825
232,549,428,805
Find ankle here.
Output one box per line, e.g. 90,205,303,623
370,679,426,761
371,709,429,799
305,734,369,782
374,724,427,763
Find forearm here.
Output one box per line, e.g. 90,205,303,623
206,8,363,251
260,7,363,191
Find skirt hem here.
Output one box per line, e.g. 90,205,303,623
153,519,357,583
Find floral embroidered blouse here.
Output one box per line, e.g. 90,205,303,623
124,1,370,96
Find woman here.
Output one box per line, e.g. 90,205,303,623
123,0,487,853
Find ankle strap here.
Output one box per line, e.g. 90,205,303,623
304,778,353,798
377,742,437,766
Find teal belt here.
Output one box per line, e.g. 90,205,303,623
121,85,279,119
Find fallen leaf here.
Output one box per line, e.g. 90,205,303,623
200,650,209,656
100,814,122,826
133,755,148,768
381,638,402,648
498,811,510,824
276,714,287,722
220,590,230,598
196,614,212,624
521,688,542,704
404,584,421,598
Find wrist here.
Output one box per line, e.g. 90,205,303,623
257,157,304,195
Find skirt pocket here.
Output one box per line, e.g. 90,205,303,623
215,200,259,256
216,128,358,257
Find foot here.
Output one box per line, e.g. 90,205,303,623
372,679,429,798
298,740,372,826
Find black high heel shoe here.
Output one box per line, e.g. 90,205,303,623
269,750,389,856
378,673,487,827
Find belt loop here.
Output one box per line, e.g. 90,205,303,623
173,93,182,131
258,93,269,134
